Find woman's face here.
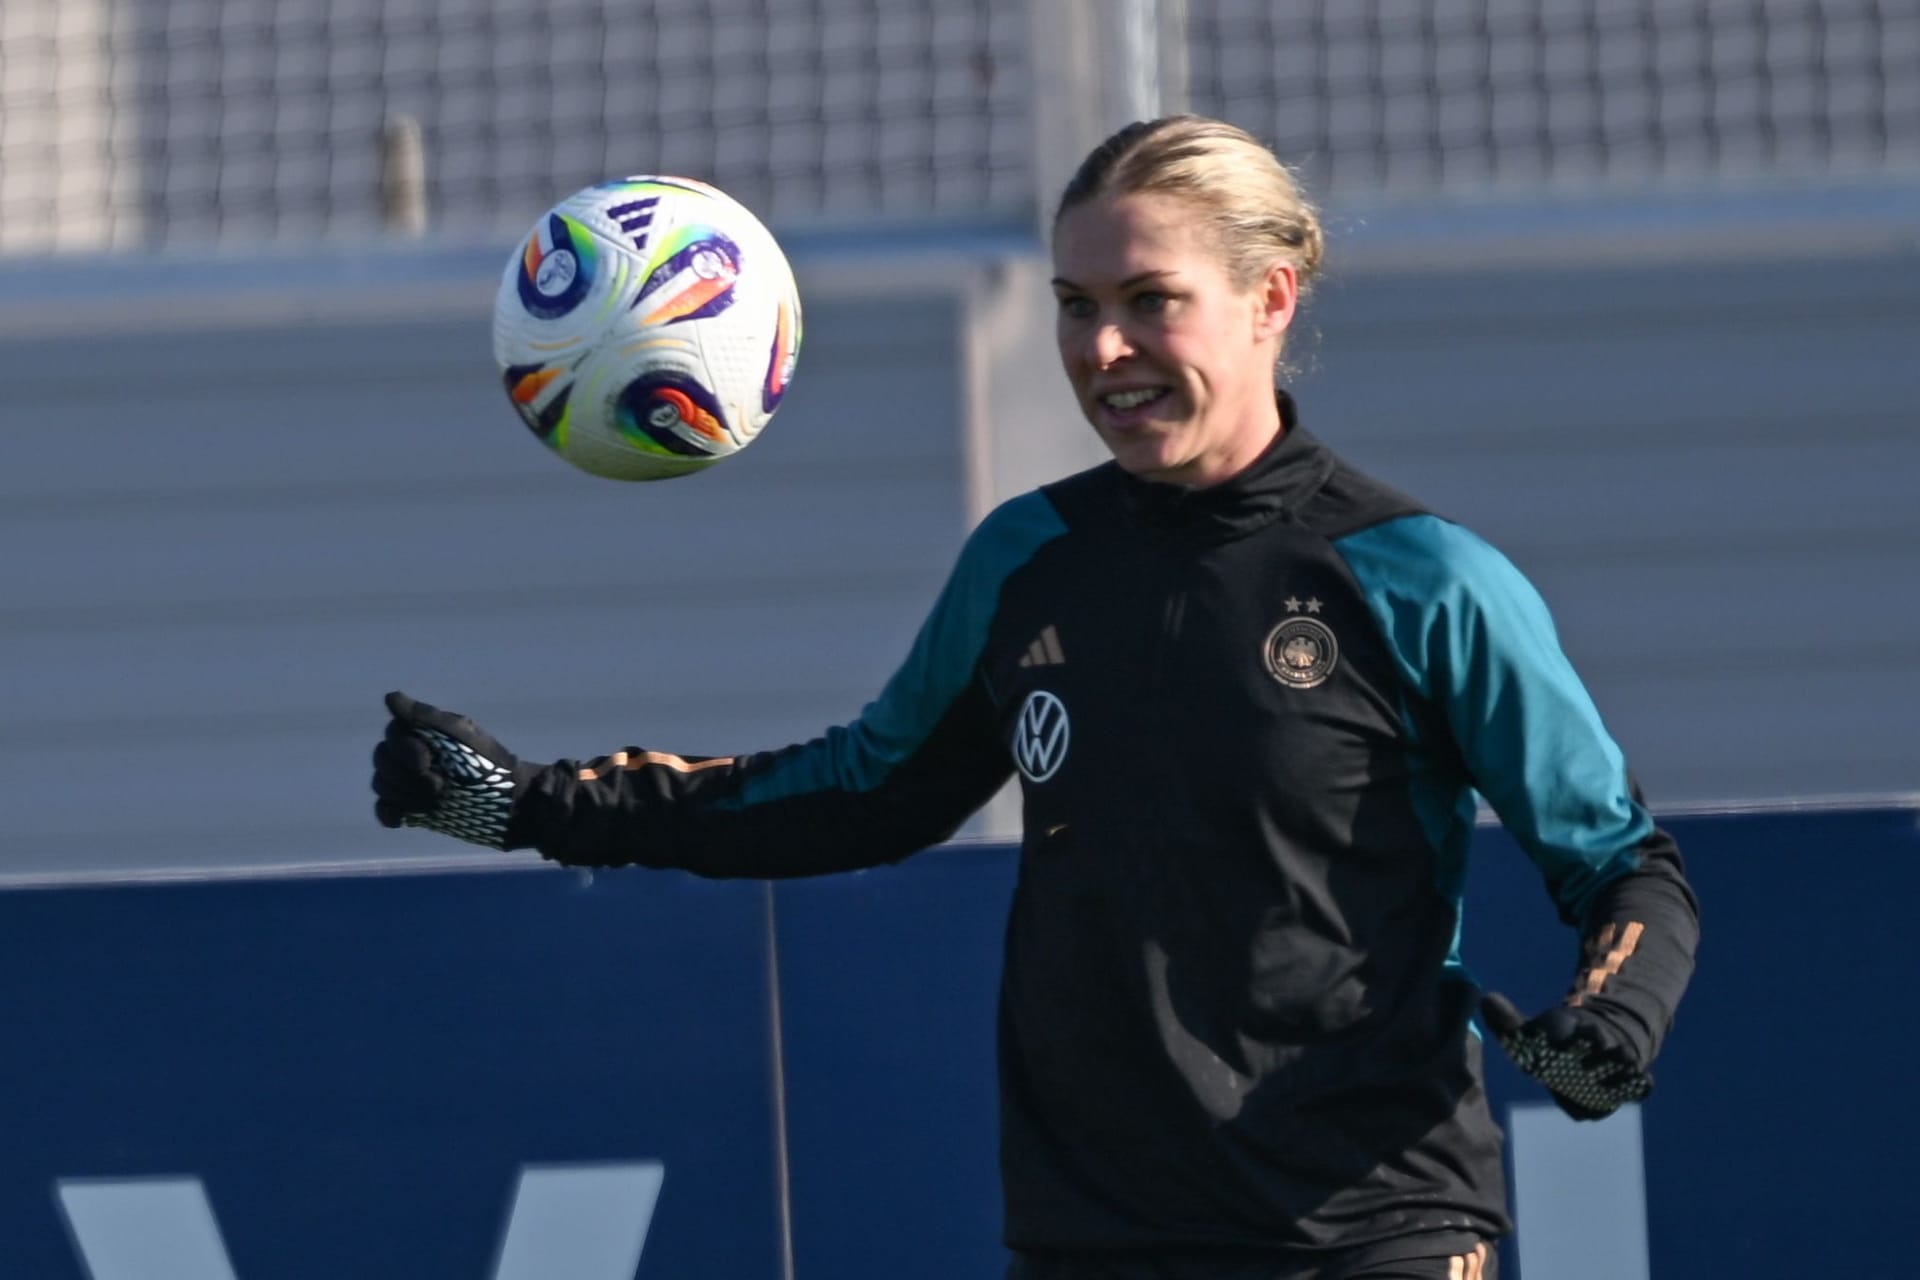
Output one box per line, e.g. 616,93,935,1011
1052,191,1296,488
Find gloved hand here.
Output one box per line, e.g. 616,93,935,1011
372,691,538,850
1480,991,1652,1121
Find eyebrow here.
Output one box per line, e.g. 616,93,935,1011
1050,270,1176,291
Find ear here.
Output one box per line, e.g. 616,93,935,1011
1252,260,1298,345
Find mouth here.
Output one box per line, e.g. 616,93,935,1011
1093,386,1172,426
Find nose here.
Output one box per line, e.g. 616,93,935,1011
1087,320,1133,369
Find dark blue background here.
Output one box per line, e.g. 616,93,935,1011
4,866,785,1278
3,805,1911,1276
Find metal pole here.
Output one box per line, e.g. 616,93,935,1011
1027,0,1190,234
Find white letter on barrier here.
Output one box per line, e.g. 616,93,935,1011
55,1161,666,1279
1508,1102,1650,1280
489,1161,666,1280
57,1176,240,1280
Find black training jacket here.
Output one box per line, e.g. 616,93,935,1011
509,395,1700,1268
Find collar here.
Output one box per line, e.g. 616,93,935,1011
1114,390,1336,542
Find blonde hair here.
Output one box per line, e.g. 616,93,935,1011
1054,115,1326,302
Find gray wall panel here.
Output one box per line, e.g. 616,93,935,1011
1292,250,1920,809
1,283,973,873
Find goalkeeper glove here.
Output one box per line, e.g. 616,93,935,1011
372,690,538,850
1480,991,1653,1121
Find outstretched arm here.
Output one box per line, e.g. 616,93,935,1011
513,673,1012,877
373,679,1011,878
374,492,1070,878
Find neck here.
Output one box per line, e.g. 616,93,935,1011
1179,400,1286,489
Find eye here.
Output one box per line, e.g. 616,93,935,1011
1133,290,1170,314
1056,295,1096,321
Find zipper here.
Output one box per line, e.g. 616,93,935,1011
1153,582,1188,692
1142,541,1189,856
1142,493,1192,695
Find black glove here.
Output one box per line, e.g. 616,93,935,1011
1480,991,1652,1121
372,691,537,850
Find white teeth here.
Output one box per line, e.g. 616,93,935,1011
1103,388,1164,409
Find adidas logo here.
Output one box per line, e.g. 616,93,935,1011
1018,624,1065,668
607,196,660,252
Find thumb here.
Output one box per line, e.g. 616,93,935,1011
383,689,519,770
386,690,466,738
1479,991,1528,1037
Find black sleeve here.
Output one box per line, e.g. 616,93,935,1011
506,673,1012,878
1565,807,1700,1068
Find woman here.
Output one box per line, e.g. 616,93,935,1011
374,116,1698,1279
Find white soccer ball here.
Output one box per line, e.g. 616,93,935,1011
493,176,802,481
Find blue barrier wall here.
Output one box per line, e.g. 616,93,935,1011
4,868,787,1278
3,803,1913,1277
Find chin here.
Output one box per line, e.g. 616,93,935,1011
1106,443,1185,482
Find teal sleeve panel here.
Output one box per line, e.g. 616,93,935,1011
1334,515,1654,925
728,490,1069,808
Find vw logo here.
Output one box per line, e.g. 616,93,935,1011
1013,690,1070,783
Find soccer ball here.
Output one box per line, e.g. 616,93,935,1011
492,176,802,481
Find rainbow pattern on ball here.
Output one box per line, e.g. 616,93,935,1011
763,298,798,413
517,214,599,320
501,363,573,449
615,372,733,458
632,226,742,327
